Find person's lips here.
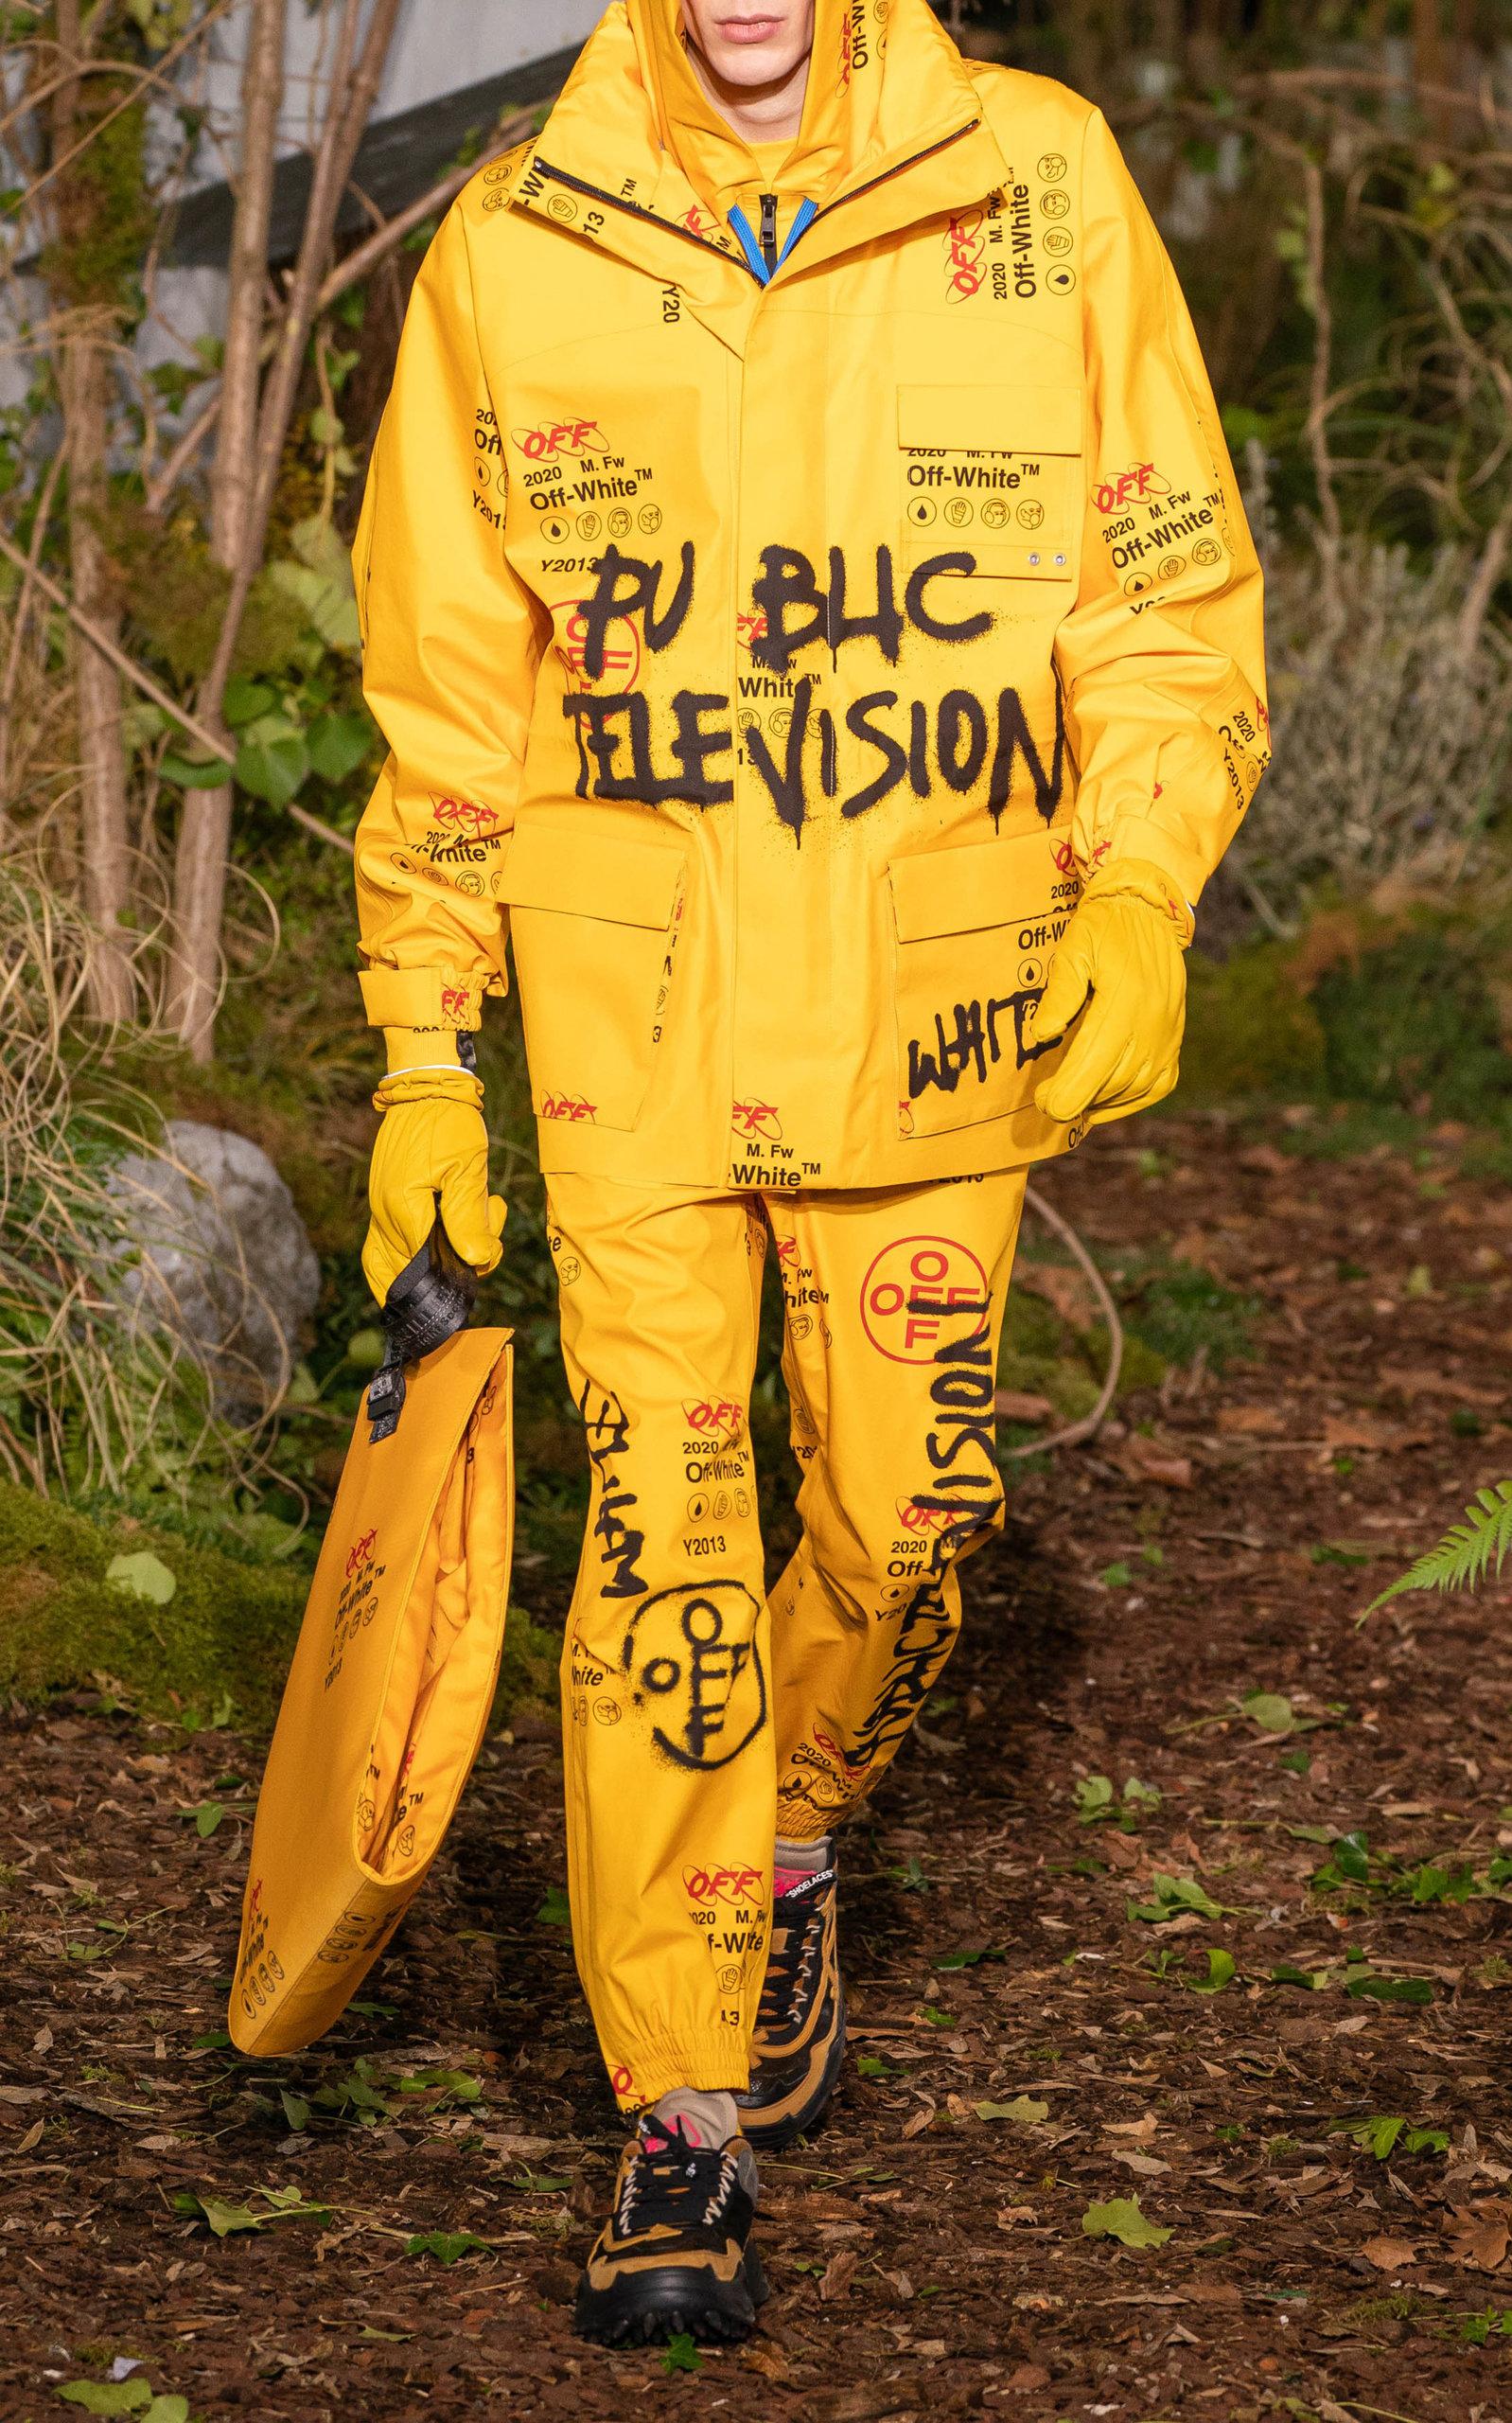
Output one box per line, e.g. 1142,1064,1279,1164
716,14,782,40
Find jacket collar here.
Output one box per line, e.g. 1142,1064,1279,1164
509,0,1008,294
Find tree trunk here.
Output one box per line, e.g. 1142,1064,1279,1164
53,0,132,1022
167,0,288,1060
167,0,401,1062
62,330,134,1022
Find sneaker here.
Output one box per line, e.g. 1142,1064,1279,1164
573,2114,767,2346
734,1864,845,2149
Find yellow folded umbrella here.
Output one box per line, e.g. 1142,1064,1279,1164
229,1321,514,2056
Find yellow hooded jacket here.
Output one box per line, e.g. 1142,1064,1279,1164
352,0,1268,1191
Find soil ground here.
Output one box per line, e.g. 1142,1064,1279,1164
4,1106,1512,2422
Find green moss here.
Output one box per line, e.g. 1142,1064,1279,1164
1118,1258,1259,1373
1,1478,570,1739
490,1605,562,1728
1180,944,1327,1104
0,1479,305,1728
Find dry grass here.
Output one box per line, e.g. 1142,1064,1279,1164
0,858,265,1502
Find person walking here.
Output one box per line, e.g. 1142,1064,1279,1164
352,0,1268,2347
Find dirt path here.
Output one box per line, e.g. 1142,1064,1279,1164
4,1110,1512,2421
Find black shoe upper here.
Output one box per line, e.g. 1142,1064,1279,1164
607,2113,757,2256
756,1867,836,2049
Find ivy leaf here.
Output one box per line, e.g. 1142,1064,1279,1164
234,733,310,807
1241,1690,1294,1734
173,2191,264,2237
160,752,228,789
1345,1972,1433,2005
536,1885,571,1930
1127,1872,1229,1924
105,1551,176,1607
307,710,373,785
279,2089,310,2132
1081,2196,1172,2250
661,2332,703,2375
403,2229,488,2263
221,678,277,729
55,2386,152,2414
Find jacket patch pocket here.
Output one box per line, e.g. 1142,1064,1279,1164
888,825,1081,1139
502,822,686,1133
898,384,1082,582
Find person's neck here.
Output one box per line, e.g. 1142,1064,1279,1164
683,37,809,144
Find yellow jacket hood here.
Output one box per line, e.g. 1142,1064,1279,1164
545,0,993,237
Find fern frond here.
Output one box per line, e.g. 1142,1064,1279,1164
1366,1479,1512,1613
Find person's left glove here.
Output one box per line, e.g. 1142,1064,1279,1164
361,1046,506,1307
1032,858,1194,1134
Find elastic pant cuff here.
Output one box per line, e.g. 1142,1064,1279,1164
605,2029,752,2113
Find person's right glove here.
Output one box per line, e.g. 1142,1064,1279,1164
361,1045,506,1307
1031,858,1194,1135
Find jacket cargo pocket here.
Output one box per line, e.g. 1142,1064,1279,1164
502,822,686,1133
897,383,1082,582
888,825,1081,1139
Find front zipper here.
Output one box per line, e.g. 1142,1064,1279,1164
758,191,779,275
534,115,981,291
530,153,764,282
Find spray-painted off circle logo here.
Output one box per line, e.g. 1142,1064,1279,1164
860,1235,990,1363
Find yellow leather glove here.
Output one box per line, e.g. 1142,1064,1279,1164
1032,859,1194,1133
362,1035,506,1305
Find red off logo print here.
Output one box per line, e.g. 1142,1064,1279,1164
860,1236,990,1363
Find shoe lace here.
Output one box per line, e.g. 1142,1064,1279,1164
757,1867,835,2028
615,2115,738,2237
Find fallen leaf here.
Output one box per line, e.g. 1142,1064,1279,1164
818,2248,859,2302
104,1550,176,1607
1380,1366,1504,1409
1362,2234,1418,2272
901,2103,935,2140
1105,2116,1159,2141
1239,1142,1289,1175
1447,2204,1510,2272
1113,1434,1193,1488
1323,1413,1401,1452
1111,2149,1171,2177
1081,2196,1172,2249
1218,1404,1286,1436
1018,1263,1099,1331
1004,2363,1051,2391
975,2096,1049,2125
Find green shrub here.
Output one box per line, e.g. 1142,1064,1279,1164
1180,943,1327,1102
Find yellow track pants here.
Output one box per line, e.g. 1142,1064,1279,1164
545,1170,1028,2109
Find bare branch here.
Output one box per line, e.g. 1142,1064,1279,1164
0,524,353,857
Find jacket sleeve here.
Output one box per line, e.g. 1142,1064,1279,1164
1055,109,1270,909
351,200,545,1030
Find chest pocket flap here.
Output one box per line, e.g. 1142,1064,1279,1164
897,383,1083,580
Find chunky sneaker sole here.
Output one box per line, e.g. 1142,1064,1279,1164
735,1862,845,2151
573,2118,767,2347
573,2239,769,2346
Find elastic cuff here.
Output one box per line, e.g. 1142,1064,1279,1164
359,965,497,1027
1081,853,1196,947
604,2029,752,2113
372,1067,483,1113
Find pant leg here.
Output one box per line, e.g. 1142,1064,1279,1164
764,1172,1028,1841
545,1174,773,2111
